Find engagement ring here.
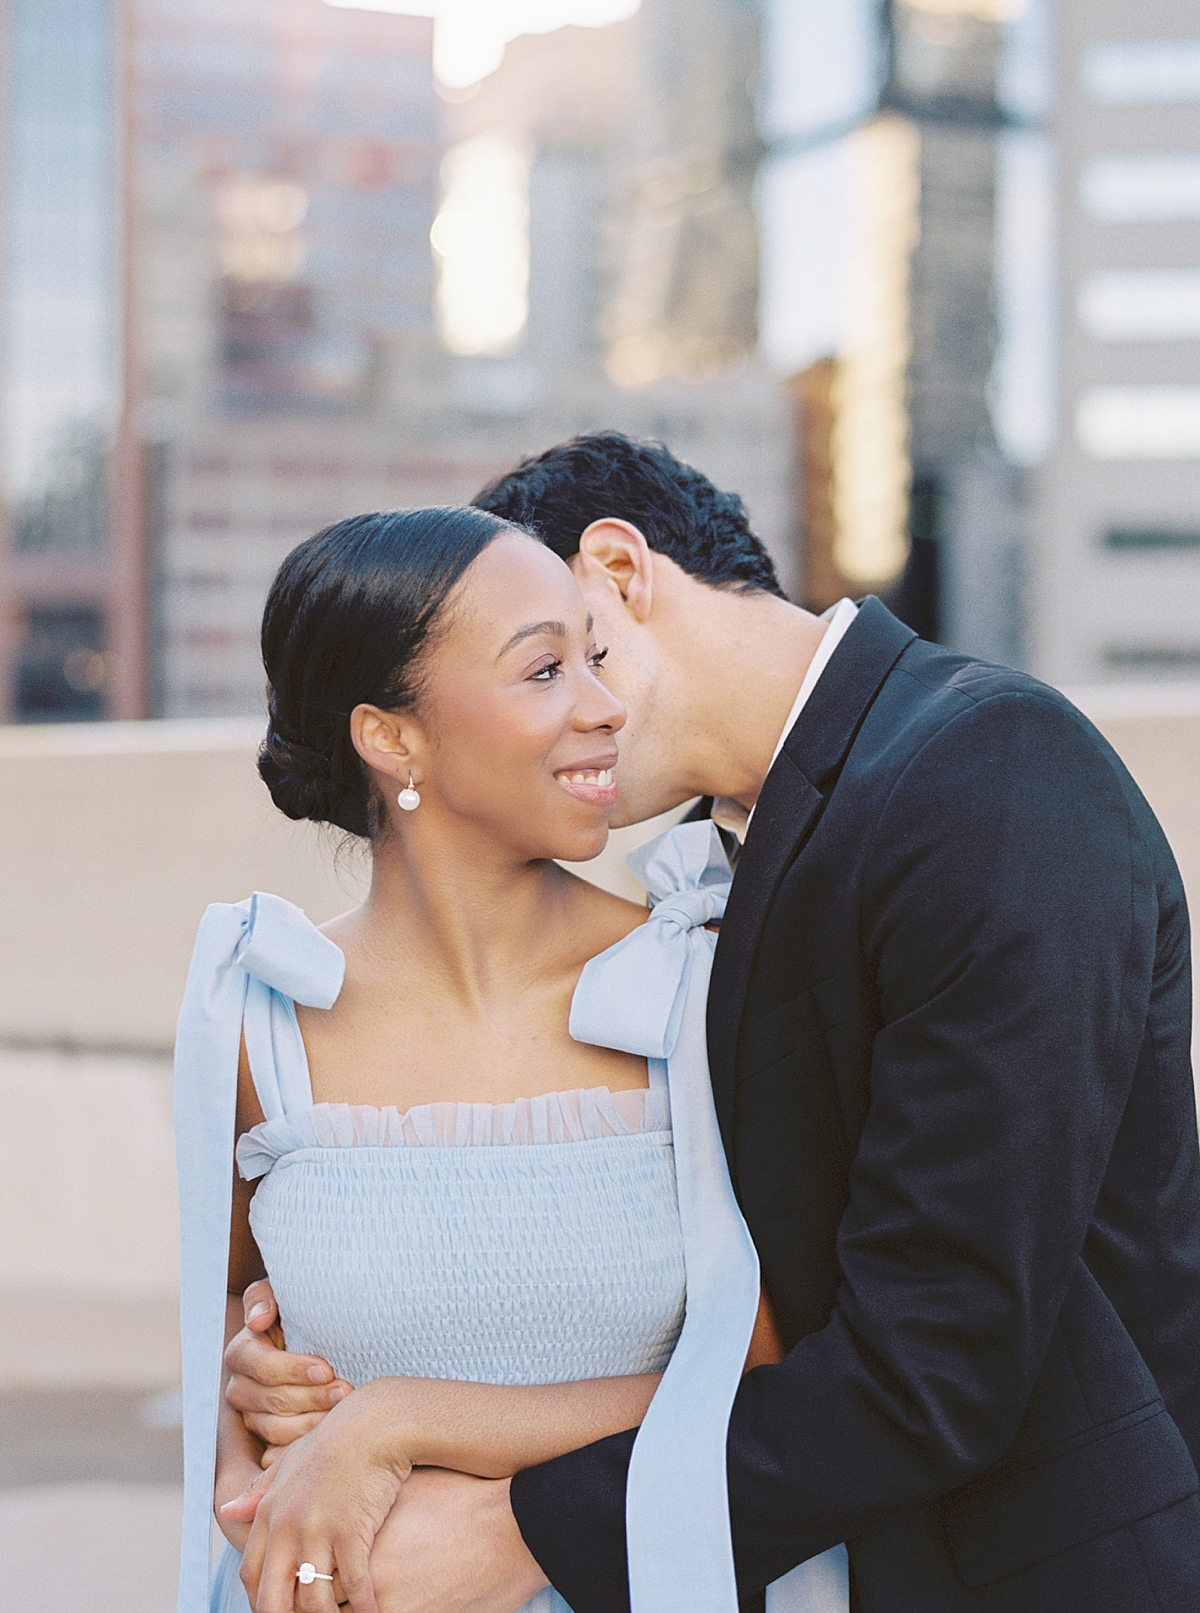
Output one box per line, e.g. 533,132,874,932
297,1564,335,1585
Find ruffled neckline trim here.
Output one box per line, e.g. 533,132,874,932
237,1085,669,1179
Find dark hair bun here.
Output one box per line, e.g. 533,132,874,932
258,723,353,831
257,506,513,837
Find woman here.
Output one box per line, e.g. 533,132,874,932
174,506,826,1613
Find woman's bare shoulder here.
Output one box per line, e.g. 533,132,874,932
557,868,649,954
314,904,366,946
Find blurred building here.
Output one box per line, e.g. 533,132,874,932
0,0,124,723
0,0,456,723
428,0,793,597
140,0,458,717
761,0,1042,660
1030,2,1200,685
763,0,1200,685
0,0,791,724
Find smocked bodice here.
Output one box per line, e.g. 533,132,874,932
239,1082,685,1391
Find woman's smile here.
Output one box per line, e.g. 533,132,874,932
553,759,618,807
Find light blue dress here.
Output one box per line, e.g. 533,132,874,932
174,821,848,1613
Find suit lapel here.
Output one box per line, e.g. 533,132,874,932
708,598,917,1154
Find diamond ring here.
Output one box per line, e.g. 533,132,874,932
297,1564,335,1585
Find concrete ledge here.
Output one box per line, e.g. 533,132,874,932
0,716,265,758
0,1483,183,1613
0,1388,181,1486
0,1289,181,1392
1064,682,1200,721
0,718,678,1051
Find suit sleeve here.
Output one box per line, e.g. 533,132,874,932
510,692,1157,1610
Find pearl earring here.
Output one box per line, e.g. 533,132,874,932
397,774,421,812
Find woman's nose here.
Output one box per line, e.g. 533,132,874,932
577,669,626,733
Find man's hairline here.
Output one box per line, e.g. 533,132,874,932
555,531,778,598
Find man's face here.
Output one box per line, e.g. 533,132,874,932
568,554,694,829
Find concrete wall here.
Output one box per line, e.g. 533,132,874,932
0,699,1196,1387
0,717,671,1054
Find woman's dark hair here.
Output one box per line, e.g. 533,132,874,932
473,430,785,598
258,505,513,837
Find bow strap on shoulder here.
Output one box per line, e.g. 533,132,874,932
174,894,342,1613
569,820,731,1061
234,891,345,1007
627,815,731,914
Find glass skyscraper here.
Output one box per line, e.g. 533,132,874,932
2,0,120,719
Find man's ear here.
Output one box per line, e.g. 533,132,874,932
576,518,654,623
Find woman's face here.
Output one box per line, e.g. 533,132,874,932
389,533,626,863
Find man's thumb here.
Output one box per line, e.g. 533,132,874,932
243,1279,278,1331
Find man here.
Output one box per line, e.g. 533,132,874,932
226,433,1200,1610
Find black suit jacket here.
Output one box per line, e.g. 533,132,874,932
511,599,1200,1612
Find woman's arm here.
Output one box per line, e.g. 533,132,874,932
316,1368,663,1482
224,1281,784,1522
315,1280,782,1482
234,1370,660,1613
232,1290,786,1610
214,1156,271,1553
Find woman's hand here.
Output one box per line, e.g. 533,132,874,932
225,1364,663,1605
215,1440,274,1555
235,1379,416,1613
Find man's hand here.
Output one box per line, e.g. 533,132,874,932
225,1280,353,1455
368,1469,549,1613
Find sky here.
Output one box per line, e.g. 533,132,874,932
324,0,641,86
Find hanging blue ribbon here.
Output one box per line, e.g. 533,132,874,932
173,893,343,1613
572,821,762,1613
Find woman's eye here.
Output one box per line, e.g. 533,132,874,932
529,660,563,682
588,647,610,672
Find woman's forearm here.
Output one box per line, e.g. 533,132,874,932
348,1371,662,1481
214,1293,268,1550
347,1288,782,1480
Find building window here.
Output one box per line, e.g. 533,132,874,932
1076,385,1200,459
830,115,920,591
1079,151,1200,223
1103,526,1200,550
14,607,107,723
432,132,530,357
1078,269,1200,343
1103,644,1200,671
1082,38,1200,107
212,171,371,413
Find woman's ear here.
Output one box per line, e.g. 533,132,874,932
349,705,423,789
576,519,655,623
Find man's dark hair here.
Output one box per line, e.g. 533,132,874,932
473,431,785,597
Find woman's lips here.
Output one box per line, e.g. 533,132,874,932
553,766,618,806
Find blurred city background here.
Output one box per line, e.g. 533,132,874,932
1,1,1199,1608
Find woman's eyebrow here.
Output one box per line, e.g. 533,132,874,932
496,620,568,659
